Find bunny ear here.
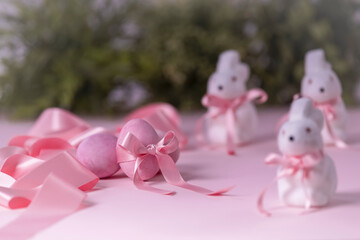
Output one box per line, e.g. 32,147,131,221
305,49,331,75
216,50,240,72
289,98,324,129
238,63,250,81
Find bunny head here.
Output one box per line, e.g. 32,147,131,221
278,98,324,156
207,50,250,99
301,49,342,103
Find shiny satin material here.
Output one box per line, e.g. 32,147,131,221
122,103,188,149
196,89,268,155
117,131,232,195
0,174,86,240
257,151,324,217
0,108,100,239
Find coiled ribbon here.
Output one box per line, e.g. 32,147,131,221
0,108,104,239
196,89,267,155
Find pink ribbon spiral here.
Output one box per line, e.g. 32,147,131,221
0,108,101,239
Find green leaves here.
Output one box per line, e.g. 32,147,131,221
0,0,359,118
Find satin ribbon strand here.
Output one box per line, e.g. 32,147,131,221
196,89,267,154
0,174,86,240
0,108,104,239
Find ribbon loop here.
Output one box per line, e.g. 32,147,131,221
117,131,231,195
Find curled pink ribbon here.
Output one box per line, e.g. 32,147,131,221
11,108,109,150
120,103,188,149
117,131,232,195
0,149,98,240
257,151,324,217
0,108,101,239
196,89,268,155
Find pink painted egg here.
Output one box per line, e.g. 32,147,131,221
76,133,119,178
118,119,180,180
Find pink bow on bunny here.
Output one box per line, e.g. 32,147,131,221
311,97,347,148
257,151,324,217
196,89,267,155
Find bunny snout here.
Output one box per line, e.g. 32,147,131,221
278,120,323,156
319,87,325,93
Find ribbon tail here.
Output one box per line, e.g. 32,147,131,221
257,170,291,217
324,117,347,149
225,110,237,155
132,158,174,195
301,173,312,210
157,154,232,195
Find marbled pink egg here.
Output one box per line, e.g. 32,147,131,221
76,133,119,178
118,119,180,180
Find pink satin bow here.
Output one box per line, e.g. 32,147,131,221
257,151,324,217
312,98,347,148
120,103,188,149
196,89,268,155
117,131,232,195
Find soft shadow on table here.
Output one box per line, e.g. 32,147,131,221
346,133,360,145
252,132,276,146
260,191,360,216
326,190,360,209
148,162,214,182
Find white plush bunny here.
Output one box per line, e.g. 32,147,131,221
203,50,264,150
275,98,337,208
301,49,347,147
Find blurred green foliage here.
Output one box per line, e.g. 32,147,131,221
0,0,359,118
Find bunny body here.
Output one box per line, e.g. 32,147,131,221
277,98,337,207
207,103,257,144
277,154,337,207
205,50,258,145
301,49,347,145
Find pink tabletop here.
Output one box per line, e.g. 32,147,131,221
0,108,359,240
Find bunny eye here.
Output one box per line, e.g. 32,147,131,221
218,85,223,91
306,127,311,133
308,79,312,85
232,76,237,82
